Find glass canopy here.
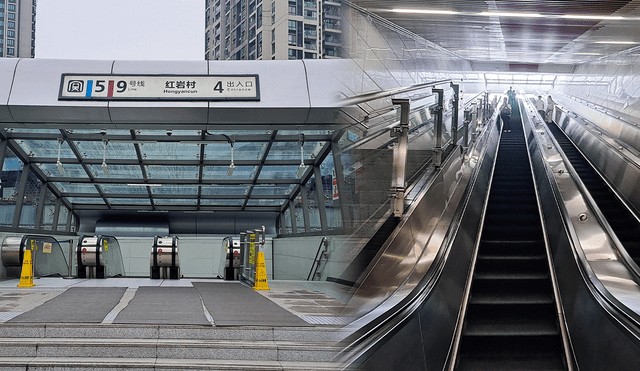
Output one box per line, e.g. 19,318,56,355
4,128,334,213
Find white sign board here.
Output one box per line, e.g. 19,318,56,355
59,74,260,101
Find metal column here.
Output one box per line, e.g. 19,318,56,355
299,185,311,232
463,109,471,149
390,99,410,218
432,89,444,168
288,199,298,234
313,166,328,231
470,103,478,143
450,84,460,146
52,198,61,231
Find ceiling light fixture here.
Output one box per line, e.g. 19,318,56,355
561,14,624,20
127,183,163,187
594,41,638,45
56,138,65,175
296,133,306,178
102,139,110,176
226,134,236,176
390,9,458,15
480,11,543,18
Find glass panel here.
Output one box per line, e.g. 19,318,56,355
41,188,56,230
6,128,61,134
146,165,198,179
200,199,244,206
19,169,42,229
19,140,75,158
99,184,149,194
267,141,325,160
204,141,267,161
141,142,201,160
67,197,105,204
0,149,23,227
57,206,69,232
284,207,292,234
246,199,286,206
75,141,138,160
88,164,142,179
251,184,295,195
151,185,199,195
201,185,250,195
304,177,321,231
154,198,198,205
203,165,257,180
40,163,89,178
259,165,303,179
54,182,100,194
321,153,342,229
108,198,151,205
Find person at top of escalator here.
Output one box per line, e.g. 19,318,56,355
545,95,555,123
507,87,516,108
535,95,545,118
500,97,512,133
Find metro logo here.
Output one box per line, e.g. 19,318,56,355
67,80,84,93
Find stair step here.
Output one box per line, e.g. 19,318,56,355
469,293,553,305
463,321,559,337
475,272,548,280
0,357,343,371
0,337,341,362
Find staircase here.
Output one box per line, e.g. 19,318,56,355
0,323,344,370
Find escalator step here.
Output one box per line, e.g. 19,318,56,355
475,272,549,280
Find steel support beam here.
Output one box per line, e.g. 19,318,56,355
432,88,444,168
471,102,478,143
0,139,7,173
390,99,410,218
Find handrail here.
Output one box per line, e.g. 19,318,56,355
342,79,452,106
307,236,328,280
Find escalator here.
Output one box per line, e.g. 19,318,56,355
546,122,640,266
454,102,567,370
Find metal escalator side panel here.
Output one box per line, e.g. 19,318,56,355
522,97,640,371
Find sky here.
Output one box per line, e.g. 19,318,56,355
35,0,205,60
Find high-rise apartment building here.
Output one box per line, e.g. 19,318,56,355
205,0,341,61
0,0,36,58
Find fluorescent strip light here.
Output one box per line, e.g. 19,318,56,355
102,162,110,175
391,9,458,15
127,183,163,187
480,11,543,18
561,15,624,20
296,164,306,178
56,160,65,175
227,164,236,176
594,41,638,45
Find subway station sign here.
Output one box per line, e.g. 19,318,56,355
58,74,260,101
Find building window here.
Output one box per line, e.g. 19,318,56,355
8,21,15,29
257,32,262,57
7,39,14,46
8,3,16,10
8,48,14,55
304,52,316,59
8,12,14,20
8,30,15,37
271,1,275,25
257,4,262,28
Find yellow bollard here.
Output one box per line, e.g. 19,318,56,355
252,252,270,291
17,249,35,288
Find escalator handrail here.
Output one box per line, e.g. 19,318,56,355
526,100,640,283
338,103,503,368
521,98,640,339
342,79,452,107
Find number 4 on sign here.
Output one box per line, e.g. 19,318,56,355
214,81,224,93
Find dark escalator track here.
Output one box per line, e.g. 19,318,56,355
455,104,567,370
547,122,640,266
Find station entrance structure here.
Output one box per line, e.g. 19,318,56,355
0,59,349,239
